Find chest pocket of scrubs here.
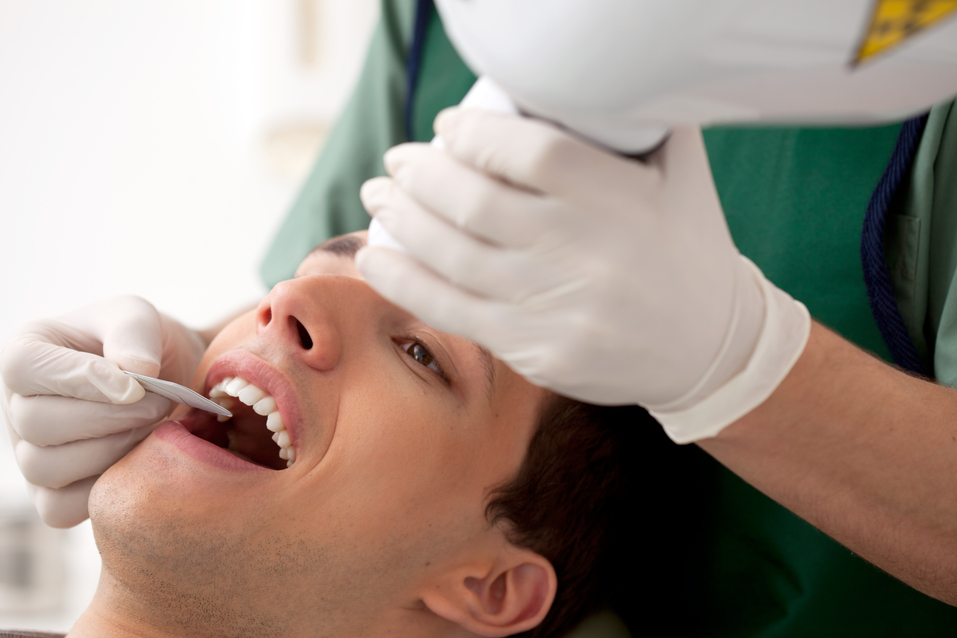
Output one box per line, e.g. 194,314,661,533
886,214,923,355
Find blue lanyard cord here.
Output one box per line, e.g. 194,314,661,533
861,114,930,376
405,0,432,142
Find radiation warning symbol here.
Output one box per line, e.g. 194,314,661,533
853,0,957,66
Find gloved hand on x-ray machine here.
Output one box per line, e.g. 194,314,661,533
359,99,811,443
360,0,957,440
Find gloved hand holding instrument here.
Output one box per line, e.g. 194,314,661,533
1,295,209,527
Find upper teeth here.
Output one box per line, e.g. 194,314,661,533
209,376,295,468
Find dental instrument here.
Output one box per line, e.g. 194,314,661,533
124,371,232,418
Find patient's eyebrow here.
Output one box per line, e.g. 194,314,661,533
474,343,496,401
309,234,366,259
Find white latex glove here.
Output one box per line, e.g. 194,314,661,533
0,295,206,527
357,109,810,442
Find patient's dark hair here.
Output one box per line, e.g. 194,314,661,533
487,396,708,637
484,396,627,636
308,234,708,634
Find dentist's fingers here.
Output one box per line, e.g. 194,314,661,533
9,391,170,446
362,181,559,301
356,246,508,344
1,295,167,404
432,107,659,202
64,294,165,378
373,144,557,248
14,423,155,489
29,477,99,529
1,323,145,403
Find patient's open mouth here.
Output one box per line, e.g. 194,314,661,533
187,376,295,471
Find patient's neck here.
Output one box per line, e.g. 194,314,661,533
67,570,463,638
68,573,166,638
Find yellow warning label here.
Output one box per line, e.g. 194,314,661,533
853,0,957,66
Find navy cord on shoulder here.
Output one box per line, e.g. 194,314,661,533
861,114,929,375
404,0,432,141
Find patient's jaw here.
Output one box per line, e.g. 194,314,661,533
78,233,556,638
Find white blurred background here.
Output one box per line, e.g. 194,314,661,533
0,0,378,630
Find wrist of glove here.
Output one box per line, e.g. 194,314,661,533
1,295,206,527
648,256,811,443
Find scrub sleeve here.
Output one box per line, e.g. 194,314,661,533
260,0,957,635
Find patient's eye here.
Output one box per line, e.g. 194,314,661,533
399,340,445,379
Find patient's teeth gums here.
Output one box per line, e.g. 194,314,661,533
216,397,235,422
275,431,291,448
238,385,265,405
207,376,295,468
225,377,248,396
266,412,285,432
253,397,276,416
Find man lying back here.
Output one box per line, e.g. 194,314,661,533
49,232,631,638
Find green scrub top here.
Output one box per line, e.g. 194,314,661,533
261,1,957,635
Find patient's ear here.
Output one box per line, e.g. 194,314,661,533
421,548,557,637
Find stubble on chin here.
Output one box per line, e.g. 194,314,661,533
88,460,334,637
86,461,429,637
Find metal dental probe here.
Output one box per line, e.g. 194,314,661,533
124,371,233,418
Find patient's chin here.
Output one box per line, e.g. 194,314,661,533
88,456,179,577
89,446,227,596
88,465,314,636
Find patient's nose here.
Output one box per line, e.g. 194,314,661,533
256,277,347,371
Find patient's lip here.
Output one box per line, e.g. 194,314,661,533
154,351,309,474
154,418,271,473
204,351,304,455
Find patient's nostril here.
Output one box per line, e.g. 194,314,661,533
294,318,313,350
